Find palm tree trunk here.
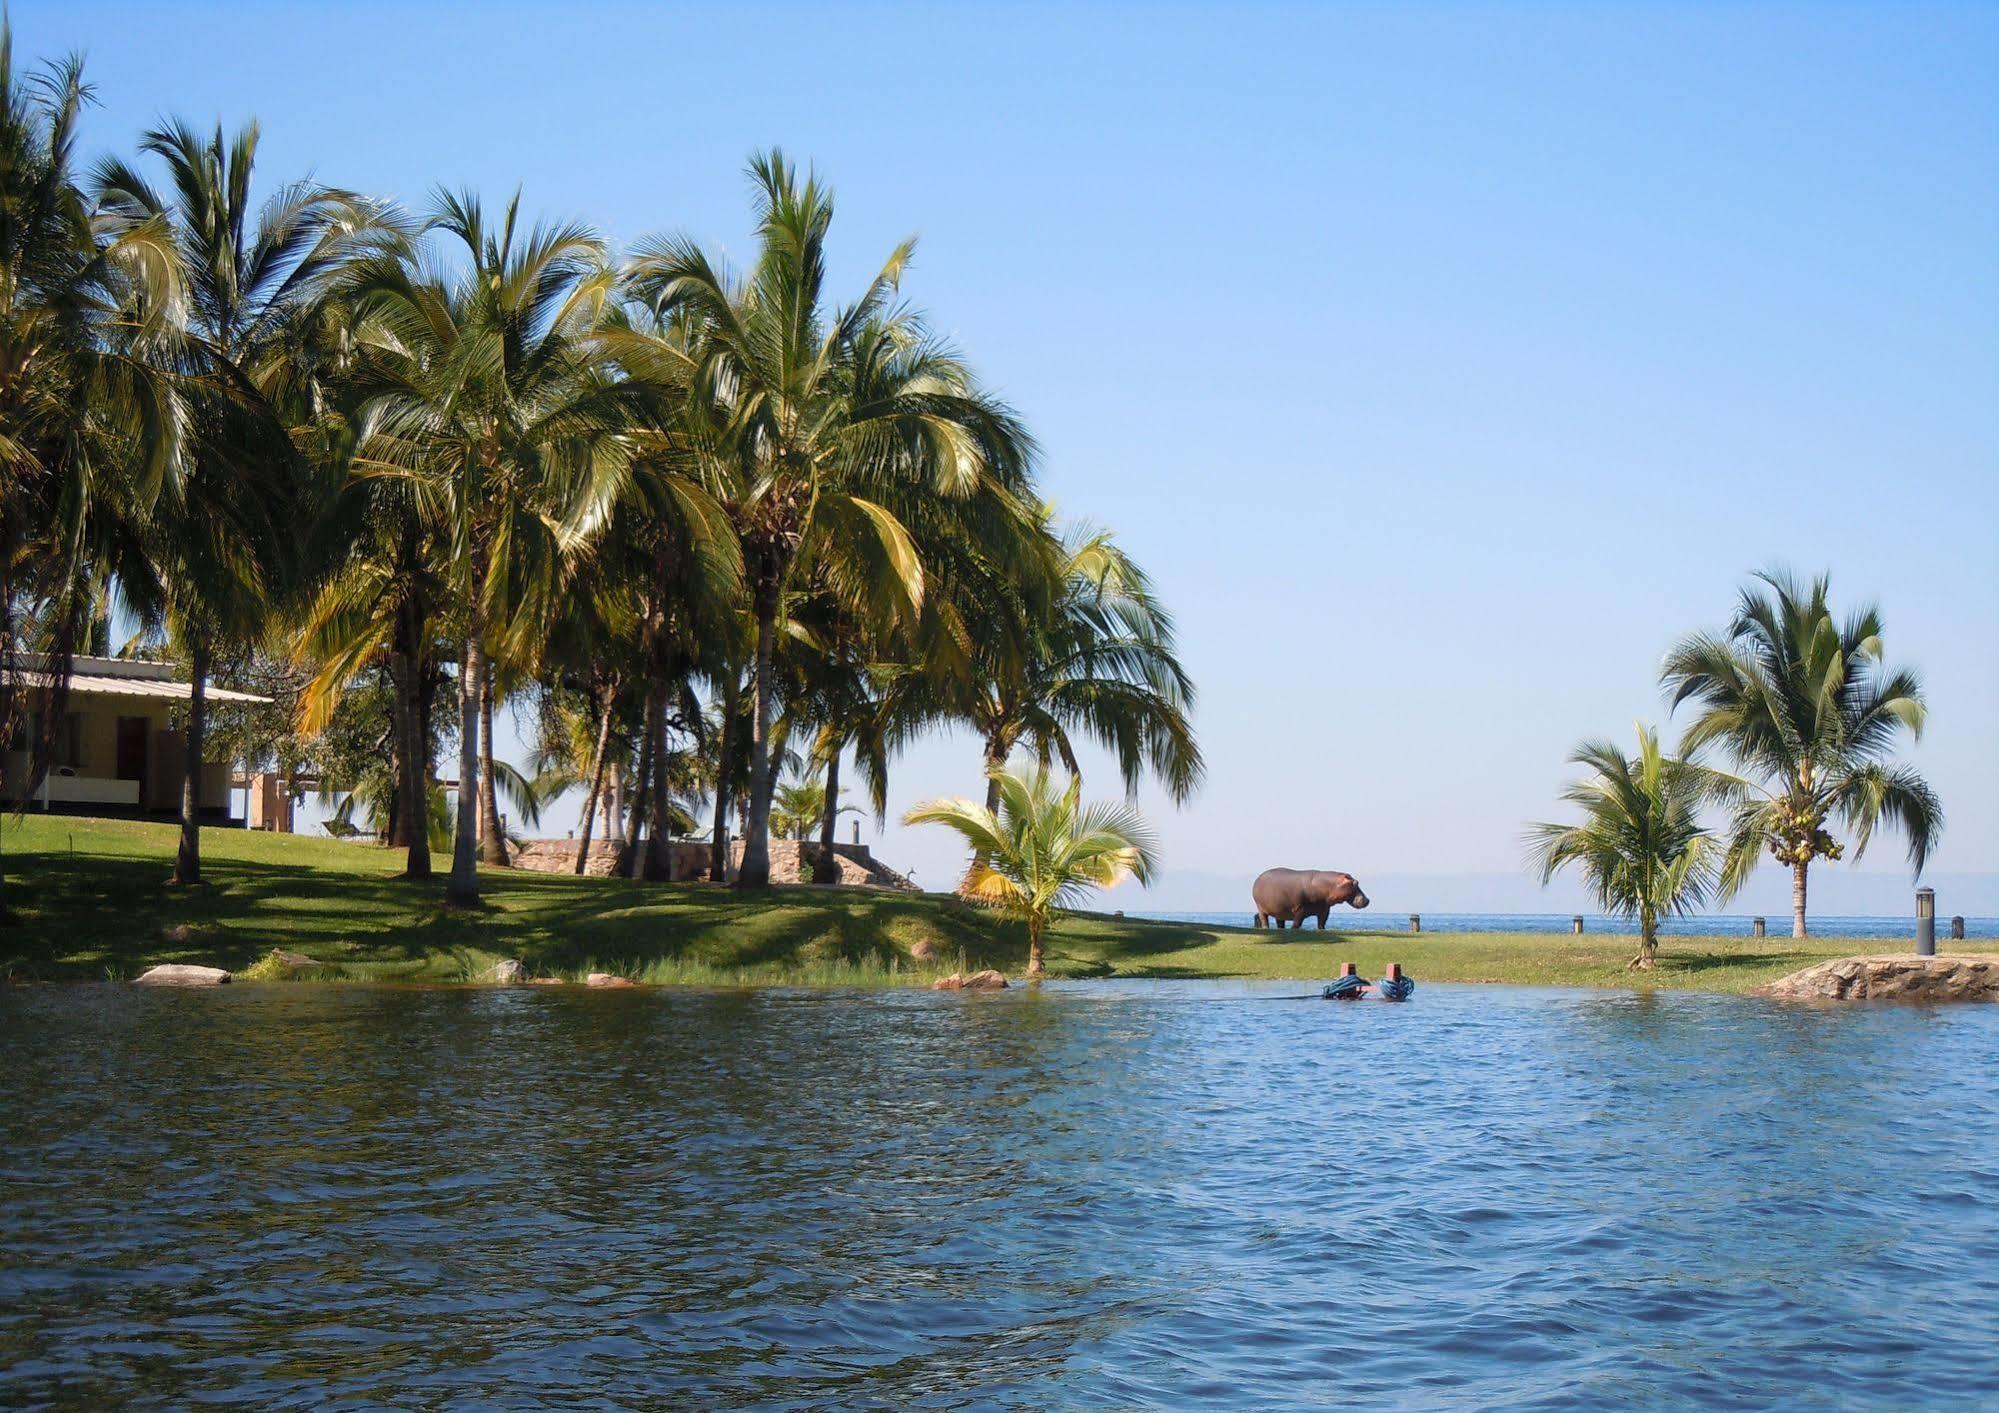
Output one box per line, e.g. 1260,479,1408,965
604,758,624,842
478,667,508,866
983,731,1007,813
396,620,431,878
642,683,673,880
574,686,614,875
445,630,482,907
626,718,652,879
171,640,209,887
1792,860,1808,939
1027,912,1046,977
709,673,737,883
1630,909,1658,970
738,586,779,889
386,684,408,850
0,552,12,922
968,728,1007,883
813,748,842,883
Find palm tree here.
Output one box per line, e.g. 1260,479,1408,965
628,150,1033,888
1661,570,1943,938
1526,725,1726,970
294,466,451,880
770,775,825,842
905,764,1158,976
578,299,744,880
893,515,1201,878
345,190,630,905
0,32,183,921
95,119,389,885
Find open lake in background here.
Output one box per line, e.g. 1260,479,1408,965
1134,911,1999,939
4,981,1996,1408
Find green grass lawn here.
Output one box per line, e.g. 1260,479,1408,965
1,814,1977,991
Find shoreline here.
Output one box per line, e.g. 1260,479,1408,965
4,816,1991,996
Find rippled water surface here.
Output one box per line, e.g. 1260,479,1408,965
3,982,1997,1408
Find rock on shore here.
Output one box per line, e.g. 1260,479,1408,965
134,964,231,986
932,969,1008,991
1757,954,1999,1003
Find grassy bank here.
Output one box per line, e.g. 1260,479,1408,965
1,816,1977,992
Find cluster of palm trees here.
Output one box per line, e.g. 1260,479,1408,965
1530,569,1943,963
0,35,1201,919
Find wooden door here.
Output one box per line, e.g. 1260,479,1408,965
115,717,149,781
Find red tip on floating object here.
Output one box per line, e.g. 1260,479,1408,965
1387,962,1403,981
1340,962,1357,978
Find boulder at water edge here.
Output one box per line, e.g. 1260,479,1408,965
1756,954,1999,1003
585,972,639,988
932,969,1008,991
134,964,231,986
485,959,527,984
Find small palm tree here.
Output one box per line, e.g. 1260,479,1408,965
1661,570,1943,938
905,765,1158,976
1526,725,1726,970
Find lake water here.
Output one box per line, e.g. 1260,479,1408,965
1135,910,1999,939
3,982,1996,1408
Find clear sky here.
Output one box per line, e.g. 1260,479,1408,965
23,2,1998,913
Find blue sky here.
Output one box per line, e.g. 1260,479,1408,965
23,2,1998,912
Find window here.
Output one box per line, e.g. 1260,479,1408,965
9,711,84,767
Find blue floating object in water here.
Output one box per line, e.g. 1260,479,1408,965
1376,975,1415,1002
1321,973,1369,1000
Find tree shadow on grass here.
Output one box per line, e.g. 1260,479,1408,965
1663,949,1819,976
7,835,1269,983
2,843,472,977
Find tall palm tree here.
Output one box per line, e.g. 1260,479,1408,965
294,494,450,879
1526,725,1726,970
628,149,1033,887
1661,570,1943,938
892,515,1201,880
95,119,388,885
272,269,448,879
977,522,1200,809
345,190,630,905
905,764,1157,976
579,299,743,880
0,33,182,921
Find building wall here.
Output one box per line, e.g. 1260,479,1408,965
30,694,234,816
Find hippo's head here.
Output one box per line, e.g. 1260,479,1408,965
1330,873,1370,909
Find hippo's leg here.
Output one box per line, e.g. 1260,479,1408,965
1253,912,1265,929
1315,909,1328,929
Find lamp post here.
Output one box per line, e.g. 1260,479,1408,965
1916,887,1936,957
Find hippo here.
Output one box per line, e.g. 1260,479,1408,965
1252,868,1370,929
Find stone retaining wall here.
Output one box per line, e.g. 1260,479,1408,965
508,836,918,890
1756,953,1999,1003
